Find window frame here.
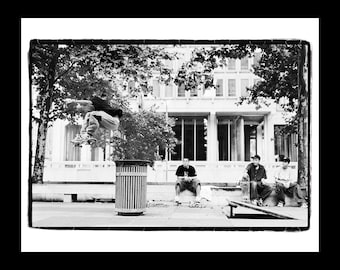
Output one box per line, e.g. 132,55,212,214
227,78,237,97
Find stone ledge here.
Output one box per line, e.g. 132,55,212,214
35,182,239,186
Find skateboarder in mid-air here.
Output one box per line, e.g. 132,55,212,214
65,91,123,146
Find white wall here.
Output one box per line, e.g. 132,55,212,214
43,160,298,184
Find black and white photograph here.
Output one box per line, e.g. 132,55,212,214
20,18,319,252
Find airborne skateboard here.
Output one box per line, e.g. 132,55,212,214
71,134,97,147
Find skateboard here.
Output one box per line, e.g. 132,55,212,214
175,201,204,208
71,135,97,147
189,201,204,208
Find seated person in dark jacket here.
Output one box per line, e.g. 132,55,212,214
65,91,123,144
242,154,272,206
175,158,201,203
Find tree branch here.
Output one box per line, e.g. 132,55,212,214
53,61,77,84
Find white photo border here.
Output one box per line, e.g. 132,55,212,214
21,18,319,252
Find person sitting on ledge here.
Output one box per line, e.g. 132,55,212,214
274,157,308,208
242,154,272,207
175,158,201,204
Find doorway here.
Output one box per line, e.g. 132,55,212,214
244,125,257,161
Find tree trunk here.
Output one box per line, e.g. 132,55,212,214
32,116,49,183
297,44,309,187
31,46,59,184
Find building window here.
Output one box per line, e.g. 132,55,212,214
228,58,236,70
184,118,194,160
196,118,207,160
157,147,166,161
91,147,99,161
177,83,185,97
216,79,224,97
45,128,53,161
241,57,249,70
253,52,261,67
163,59,173,69
64,124,81,161
190,88,198,97
170,117,207,161
253,78,261,86
164,84,173,98
128,80,135,93
228,79,236,97
241,79,249,97
171,119,182,160
218,119,241,161
244,125,257,161
218,122,230,161
274,125,298,162
152,80,160,98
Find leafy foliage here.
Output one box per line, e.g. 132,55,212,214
31,43,179,123
173,45,252,91
237,44,302,134
90,106,177,166
30,42,180,174
172,44,304,134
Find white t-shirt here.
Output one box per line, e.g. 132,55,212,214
275,167,293,187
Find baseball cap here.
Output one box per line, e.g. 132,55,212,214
282,157,290,163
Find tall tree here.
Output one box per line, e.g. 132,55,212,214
238,43,309,186
172,43,309,186
30,42,178,183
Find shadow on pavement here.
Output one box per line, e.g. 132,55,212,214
231,213,283,219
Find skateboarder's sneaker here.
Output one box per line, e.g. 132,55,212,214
299,202,308,208
71,134,84,146
277,201,284,207
251,199,258,205
112,130,122,138
112,130,126,141
174,195,181,205
85,135,97,145
257,198,264,207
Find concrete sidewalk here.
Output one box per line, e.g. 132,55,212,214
32,201,230,228
31,200,309,229
31,183,309,229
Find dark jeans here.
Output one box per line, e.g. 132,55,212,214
175,177,201,195
275,182,305,204
250,180,272,201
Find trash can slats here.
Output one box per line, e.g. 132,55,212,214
115,160,149,215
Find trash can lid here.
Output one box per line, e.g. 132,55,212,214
114,160,151,166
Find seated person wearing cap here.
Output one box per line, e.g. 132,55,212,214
242,154,272,206
274,157,308,208
175,158,201,204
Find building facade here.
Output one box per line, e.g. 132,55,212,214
32,45,298,184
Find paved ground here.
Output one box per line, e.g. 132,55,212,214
31,200,309,229
31,183,309,229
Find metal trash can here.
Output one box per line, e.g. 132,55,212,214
114,160,150,215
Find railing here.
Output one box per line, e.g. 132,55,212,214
43,161,298,184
